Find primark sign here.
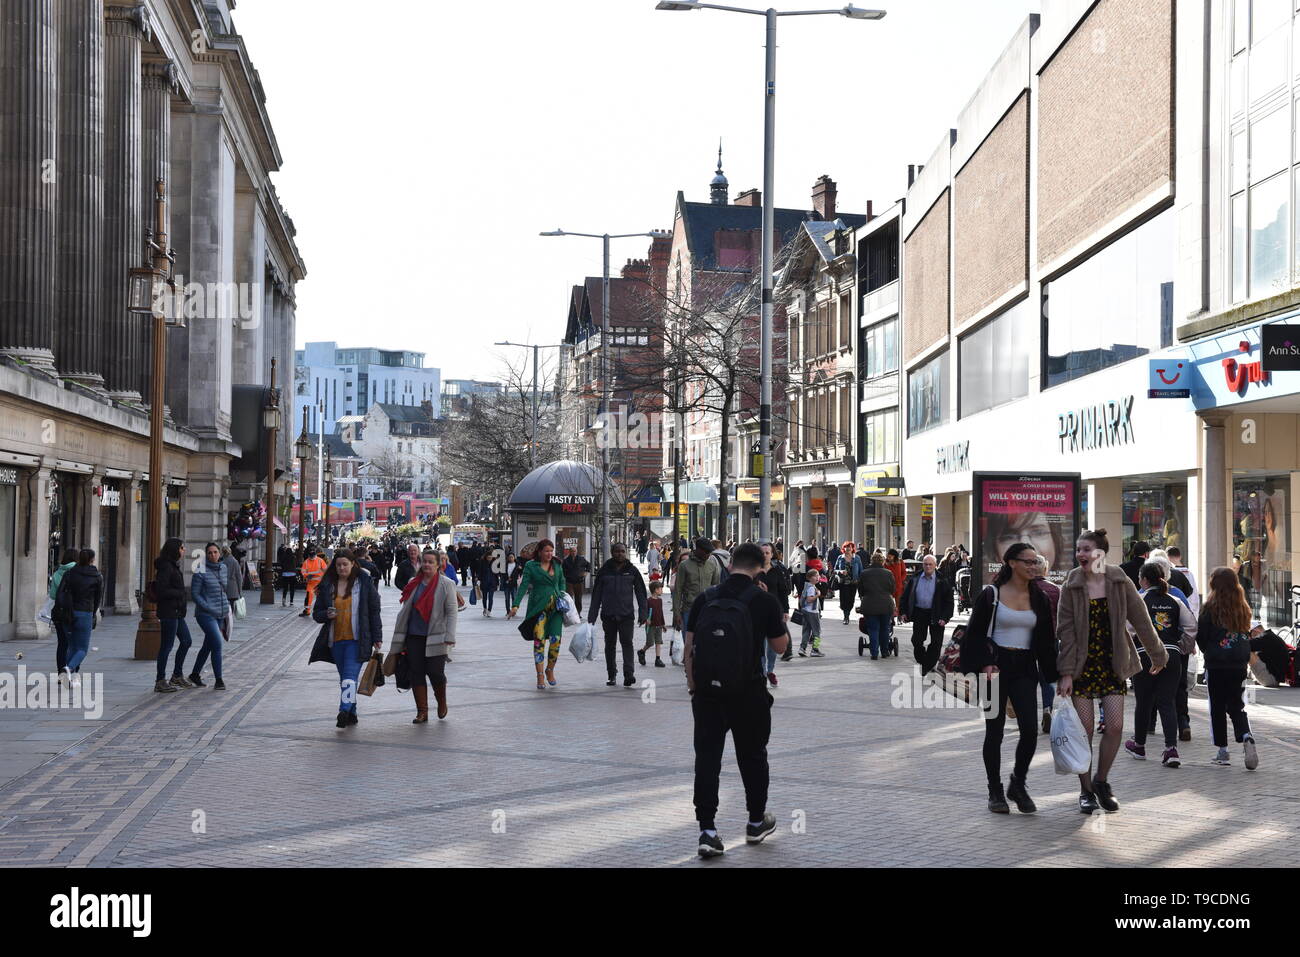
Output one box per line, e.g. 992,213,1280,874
1057,395,1135,455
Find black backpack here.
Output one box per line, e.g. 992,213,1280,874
691,584,761,696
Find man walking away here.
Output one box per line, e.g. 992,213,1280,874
685,543,788,858
1121,541,1150,589
899,554,954,675
588,543,649,687
672,538,721,634
562,547,592,615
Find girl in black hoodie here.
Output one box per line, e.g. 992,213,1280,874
153,538,194,692
57,549,103,689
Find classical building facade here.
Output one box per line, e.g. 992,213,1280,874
0,0,305,637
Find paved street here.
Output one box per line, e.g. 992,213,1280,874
2,572,1298,868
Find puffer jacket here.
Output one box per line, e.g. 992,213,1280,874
1057,564,1167,681
191,561,230,619
588,560,648,623
58,565,104,614
153,556,187,620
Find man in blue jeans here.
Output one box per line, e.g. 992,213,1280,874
857,553,898,660
756,542,791,685
899,554,953,675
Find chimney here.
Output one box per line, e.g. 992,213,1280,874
812,175,837,221
735,188,761,207
866,200,874,222
908,164,926,188
649,232,671,289
621,258,650,282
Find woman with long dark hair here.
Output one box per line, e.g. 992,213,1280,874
1125,562,1197,768
507,538,567,690
1197,568,1260,769
833,542,863,625
1057,530,1167,814
502,551,521,611
310,548,383,727
153,538,194,692
960,543,1058,814
47,547,79,678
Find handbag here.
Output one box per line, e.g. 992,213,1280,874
358,653,385,696
468,585,477,606
233,596,247,620
394,652,411,691
790,608,807,627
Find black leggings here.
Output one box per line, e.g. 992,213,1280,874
982,648,1040,787
1133,649,1181,748
279,575,297,602
1206,667,1252,748
405,636,447,689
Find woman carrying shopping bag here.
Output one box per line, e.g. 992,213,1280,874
959,543,1058,814
310,548,383,728
388,548,458,723
1057,530,1167,815
507,539,567,690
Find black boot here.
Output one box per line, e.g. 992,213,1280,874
1006,775,1037,814
1093,778,1119,812
987,782,1010,814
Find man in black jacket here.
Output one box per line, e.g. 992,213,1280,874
1120,541,1150,589
899,554,954,675
562,547,592,614
588,543,649,687
394,543,420,590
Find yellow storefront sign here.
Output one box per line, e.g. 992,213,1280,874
855,465,900,498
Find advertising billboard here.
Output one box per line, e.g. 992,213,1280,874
972,472,1082,587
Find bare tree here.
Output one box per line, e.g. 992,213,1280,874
365,448,413,499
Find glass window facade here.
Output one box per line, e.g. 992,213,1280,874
860,318,899,381
859,409,900,466
1042,208,1175,389
907,350,949,436
1233,473,1293,628
958,299,1032,418
1229,1,1300,303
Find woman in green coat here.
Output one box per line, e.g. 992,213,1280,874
507,539,567,689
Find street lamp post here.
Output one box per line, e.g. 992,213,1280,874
260,357,282,605
323,458,334,546
654,1,884,542
540,228,670,564
295,407,311,552
129,179,180,660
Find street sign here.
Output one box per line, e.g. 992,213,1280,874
877,477,905,490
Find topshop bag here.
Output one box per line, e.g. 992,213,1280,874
1050,695,1092,775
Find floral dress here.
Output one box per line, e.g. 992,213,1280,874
1073,597,1127,699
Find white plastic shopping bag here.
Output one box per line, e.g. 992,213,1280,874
1050,694,1092,776
570,622,593,662
37,598,55,624
556,592,582,627
668,629,686,666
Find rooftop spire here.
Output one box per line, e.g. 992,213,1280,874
710,138,729,205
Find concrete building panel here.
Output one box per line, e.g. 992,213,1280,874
902,191,951,364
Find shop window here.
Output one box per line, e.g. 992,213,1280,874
860,317,899,381
859,408,899,466
907,351,948,436
958,298,1031,418
1042,208,1175,389
1121,485,1188,558
1233,474,1293,628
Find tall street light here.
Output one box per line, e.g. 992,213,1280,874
295,406,311,552
541,228,670,564
259,357,282,606
323,457,334,546
495,340,570,470
655,1,884,542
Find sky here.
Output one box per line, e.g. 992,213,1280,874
235,0,1039,382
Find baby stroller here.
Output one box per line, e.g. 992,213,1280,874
955,567,972,614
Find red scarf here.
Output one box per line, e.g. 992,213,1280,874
401,571,439,625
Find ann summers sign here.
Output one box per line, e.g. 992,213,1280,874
1261,325,1300,372
1057,396,1135,455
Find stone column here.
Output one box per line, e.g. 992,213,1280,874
101,1,148,402
931,494,954,555
113,473,140,613
852,495,866,547
800,487,813,545
835,485,852,546
904,495,924,549
14,463,55,639
1199,412,1229,576
138,58,175,401
52,0,107,387
0,0,59,373
1086,479,1124,562
84,471,103,581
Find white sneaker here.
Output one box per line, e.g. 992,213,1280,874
59,669,70,689
1243,737,1259,771
69,670,81,689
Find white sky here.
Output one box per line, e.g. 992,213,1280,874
235,0,1038,381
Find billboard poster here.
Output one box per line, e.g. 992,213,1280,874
972,472,1082,587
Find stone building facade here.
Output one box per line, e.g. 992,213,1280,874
0,0,305,638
